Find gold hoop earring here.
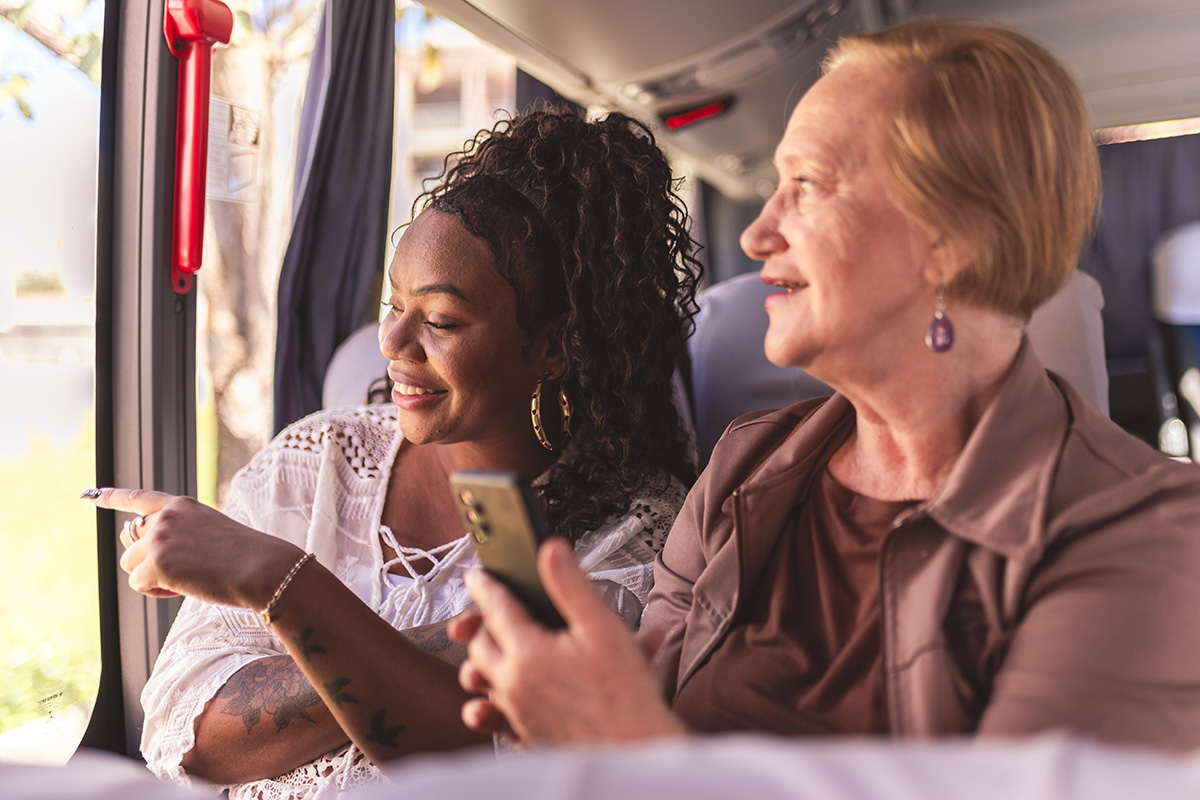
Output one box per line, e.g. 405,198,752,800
558,386,572,441
531,378,572,451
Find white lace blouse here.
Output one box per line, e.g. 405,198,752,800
139,405,686,799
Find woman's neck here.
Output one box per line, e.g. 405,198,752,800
427,435,561,482
824,307,1023,502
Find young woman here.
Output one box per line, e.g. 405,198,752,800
85,107,702,798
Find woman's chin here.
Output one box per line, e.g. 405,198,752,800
763,333,815,371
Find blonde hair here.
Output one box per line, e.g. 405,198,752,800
825,18,1100,318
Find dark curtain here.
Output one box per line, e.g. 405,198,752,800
273,0,395,433
516,70,580,113
1079,133,1200,361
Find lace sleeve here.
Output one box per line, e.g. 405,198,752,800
139,442,302,787
139,597,283,787
572,473,689,626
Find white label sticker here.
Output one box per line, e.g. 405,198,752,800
207,96,260,204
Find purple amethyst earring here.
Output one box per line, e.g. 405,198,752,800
925,286,954,353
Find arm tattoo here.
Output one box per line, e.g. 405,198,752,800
366,709,407,749
323,678,360,710
403,624,455,653
218,658,322,734
293,627,327,662
402,623,467,664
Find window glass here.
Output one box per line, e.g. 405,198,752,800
197,0,323,507
201,2,516,505
0,0,104,764
393,6,515,229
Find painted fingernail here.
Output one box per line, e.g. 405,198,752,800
80,488,102,499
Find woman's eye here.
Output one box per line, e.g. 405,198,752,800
381,300,399,314
793,177,815,195
424,319,456,331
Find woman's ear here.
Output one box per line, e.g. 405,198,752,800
922,213,988,288
924,233,976,288
530,317,568,380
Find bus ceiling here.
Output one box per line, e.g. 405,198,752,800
417,0,1200,202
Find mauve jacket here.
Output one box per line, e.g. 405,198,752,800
643,340,1200,750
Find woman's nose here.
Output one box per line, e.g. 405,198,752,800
378,314,423,362
740,195,787,261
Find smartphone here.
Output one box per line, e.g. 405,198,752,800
449,469,566,629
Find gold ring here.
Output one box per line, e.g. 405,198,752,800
124,516,147,543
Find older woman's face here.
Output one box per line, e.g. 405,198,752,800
740,62,937,381
379,210,553,448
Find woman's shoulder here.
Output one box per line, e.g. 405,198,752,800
571,468,689,539
686,395,848,512
571,469,689,578
235,405,400,486
270,405,398,456
1054,395,1200,519
710,396,837,465
628,470,690,523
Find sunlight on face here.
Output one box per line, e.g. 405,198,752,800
378,210,545,449
740,62,936,384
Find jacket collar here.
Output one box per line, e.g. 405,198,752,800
726,338,1069,561
919,338,1069,559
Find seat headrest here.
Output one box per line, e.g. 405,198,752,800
1151,221,1200,324
322,323,389,409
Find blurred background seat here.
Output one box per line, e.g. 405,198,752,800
322,323,390,410
1148,221,1200,458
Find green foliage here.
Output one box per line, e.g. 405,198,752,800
51,0,91,18
1,0,103,86
72,30,100,83
7,1,36,29
14,268,66,294
0,418,100,735
0,74,33,119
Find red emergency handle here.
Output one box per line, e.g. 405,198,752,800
164,0,233,294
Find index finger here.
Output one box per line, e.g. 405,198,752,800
81,487,177,515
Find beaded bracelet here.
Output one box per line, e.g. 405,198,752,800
259,552,313,625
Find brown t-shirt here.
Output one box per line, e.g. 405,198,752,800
672,467,915,735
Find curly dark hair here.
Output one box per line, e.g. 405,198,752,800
413,107,703,539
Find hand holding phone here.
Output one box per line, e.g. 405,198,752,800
449,470,566,629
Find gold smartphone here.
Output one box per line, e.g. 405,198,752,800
449,470,565,629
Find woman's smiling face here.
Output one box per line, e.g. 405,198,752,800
379,209,558,450
739,61,938,384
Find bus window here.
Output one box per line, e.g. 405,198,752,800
199,2,516,506
0,0,104,764
75,0,519,762
194,0,323,508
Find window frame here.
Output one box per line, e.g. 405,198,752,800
83,0,194,757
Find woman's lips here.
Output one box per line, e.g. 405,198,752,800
763,278,808,311
390,381,447,409
392,382,444,397
764,277,806,291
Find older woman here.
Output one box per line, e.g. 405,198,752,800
84,108,701,797
453,19,1200,750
